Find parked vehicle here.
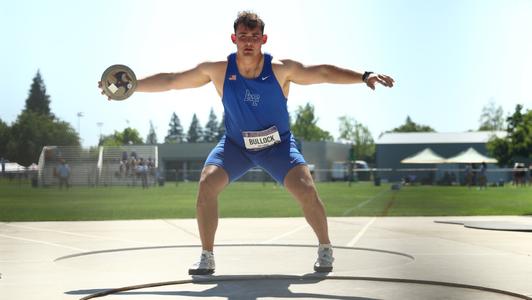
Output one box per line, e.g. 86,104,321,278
331,160,370,181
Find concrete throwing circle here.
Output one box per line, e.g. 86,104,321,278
77,275,532,300
56,244,531,300
435,220,532,232
54,243,415,274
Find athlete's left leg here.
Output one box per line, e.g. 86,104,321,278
283,165,331,245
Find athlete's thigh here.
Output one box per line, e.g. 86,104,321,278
204,136,255,182
257,137,306,184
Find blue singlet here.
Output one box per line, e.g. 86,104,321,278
204,53,306,184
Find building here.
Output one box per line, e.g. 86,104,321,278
376,131,507,184
158,141,351,182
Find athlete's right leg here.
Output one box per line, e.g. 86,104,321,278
196,165,229,252
190,136,253,275
189,165,228,275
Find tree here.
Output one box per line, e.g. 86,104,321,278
164,112,184,143
0,118,10,158
487,104,531,166
146,121,158,144
99,127,143,146
4,72,80,165
24,70,53,117
389,116,435,132
479,100,505,131
291,103,333,141
6,111,79,166
187,114,204,142
216,113,226,141
338,116,375,163
203,108,219,142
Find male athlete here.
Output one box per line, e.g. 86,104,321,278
100,11,394,275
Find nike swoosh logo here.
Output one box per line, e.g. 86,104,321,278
261,76,270,80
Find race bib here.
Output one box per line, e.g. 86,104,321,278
242,126,281,150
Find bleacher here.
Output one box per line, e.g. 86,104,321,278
37,145,157,187
38,146,99,187
99,145,158,187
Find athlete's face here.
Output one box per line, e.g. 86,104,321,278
232,24,267,56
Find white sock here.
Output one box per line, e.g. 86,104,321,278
202,250,214,256
319,243,332,249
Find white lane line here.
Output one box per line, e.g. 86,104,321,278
346,217,376,247
342,190,389,216
162,220,199,238
4,223,153,246
0,234,87,252
261,224,308,244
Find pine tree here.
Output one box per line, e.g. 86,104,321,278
216,113,226,140
164,112,184,143
24,70,53,117
146,121,158,144
203,108,219,142
187,114,204,142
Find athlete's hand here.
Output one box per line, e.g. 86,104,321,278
366,73,395,90
97,81,111,101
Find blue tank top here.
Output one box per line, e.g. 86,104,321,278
222,53,290,148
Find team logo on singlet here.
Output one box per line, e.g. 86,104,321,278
244,89,260,106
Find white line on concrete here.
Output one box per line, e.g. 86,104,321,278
342,190,389,216
260,224,308,244
346,217,376,247
162,219,199,238
4,223,153,246
0,234,87,252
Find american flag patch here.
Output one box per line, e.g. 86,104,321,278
228,74,236,80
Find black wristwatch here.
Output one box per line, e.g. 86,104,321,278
362,71,374,83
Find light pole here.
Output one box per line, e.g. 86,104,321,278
77,112,84,143
96,122,103,144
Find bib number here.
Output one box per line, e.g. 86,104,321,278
242,126,281,150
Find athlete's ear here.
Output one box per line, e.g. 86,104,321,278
262,34,268,44
231,34,237,44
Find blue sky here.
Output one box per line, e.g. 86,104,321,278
2,0,531,147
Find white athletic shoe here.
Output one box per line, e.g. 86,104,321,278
188,250,215,275
314,244,334,273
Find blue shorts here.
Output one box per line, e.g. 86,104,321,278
204,134,306,184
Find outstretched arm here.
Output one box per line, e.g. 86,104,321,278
282,59,394,90
136,62,214,92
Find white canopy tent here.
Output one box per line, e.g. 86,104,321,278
400,148,446,164
445,147,497,164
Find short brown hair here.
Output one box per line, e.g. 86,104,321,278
233,11,265,34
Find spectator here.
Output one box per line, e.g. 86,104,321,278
464,164,473,188
57,159,71,189
1,157,6,176
137,159,149,189
478,162,487,190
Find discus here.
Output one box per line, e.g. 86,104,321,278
100,64,137,100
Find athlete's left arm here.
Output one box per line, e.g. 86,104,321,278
280,59,394,90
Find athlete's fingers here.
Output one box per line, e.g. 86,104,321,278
384,75,395,86
377,75,394,87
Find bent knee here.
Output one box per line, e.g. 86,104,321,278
197,167,227,199
294,183,320,205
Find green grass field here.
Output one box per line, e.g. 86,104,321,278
0,180,531,221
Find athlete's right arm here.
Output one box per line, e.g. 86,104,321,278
136,62,215,93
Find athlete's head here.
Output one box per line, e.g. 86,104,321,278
233,11,265,34
231,11,268,54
